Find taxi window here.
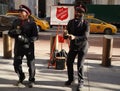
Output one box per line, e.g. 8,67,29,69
91,19,101,24
86,18,101,24
86,18,91,23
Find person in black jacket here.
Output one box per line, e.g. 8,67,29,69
8,5,38,88
64,4,89,91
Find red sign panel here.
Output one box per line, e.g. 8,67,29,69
56,7,68,21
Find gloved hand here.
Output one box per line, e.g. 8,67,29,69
9,29,21,35
15,28,21,34
63,30,69,39
69,34,76,40
18,35,29,43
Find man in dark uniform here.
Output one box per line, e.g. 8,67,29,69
64,4,89,91
8,5,38,88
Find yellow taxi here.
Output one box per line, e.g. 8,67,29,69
6,12,50,31
85,17,117,34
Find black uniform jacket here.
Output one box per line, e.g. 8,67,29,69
8,18,38,53
67,19,89,51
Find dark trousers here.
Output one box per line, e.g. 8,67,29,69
13,48,35,82
66,45,88,83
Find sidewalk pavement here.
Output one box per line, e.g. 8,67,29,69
0,34,120,91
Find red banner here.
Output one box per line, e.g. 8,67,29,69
58,35,64,43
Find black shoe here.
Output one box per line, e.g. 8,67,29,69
19,74,25,83
65,80,74,86
76,83,84,91
28,81,35,88
14,81,25,88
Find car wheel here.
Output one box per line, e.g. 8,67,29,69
104,28,112,35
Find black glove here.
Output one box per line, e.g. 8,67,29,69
16,28,21,34
8,28,21,37
11,28,21,35
63,30,69,39
18,35,29,43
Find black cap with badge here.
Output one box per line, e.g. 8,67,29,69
75,4,87,13
19,5,31,15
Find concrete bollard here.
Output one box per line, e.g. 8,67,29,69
3,31,12,58
102,35,113,67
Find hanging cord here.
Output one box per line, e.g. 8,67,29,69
62,25,70,49
60,25,66,50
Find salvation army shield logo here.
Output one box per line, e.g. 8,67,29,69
56,7,68,21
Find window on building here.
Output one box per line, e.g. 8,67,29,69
75,0,92,5
0,0,8,4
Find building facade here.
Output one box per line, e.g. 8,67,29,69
0,0,14,14
0,0,37,15
1,0,120,16
92,0,120,4
14,0,38,16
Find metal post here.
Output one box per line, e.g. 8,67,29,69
102,35,113,67
3,31,12,58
